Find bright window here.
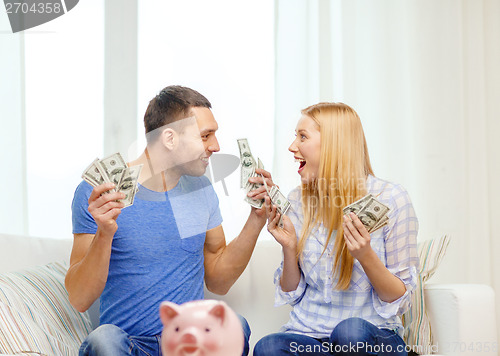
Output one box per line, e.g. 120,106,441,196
137,1,275,240
23,2,104,238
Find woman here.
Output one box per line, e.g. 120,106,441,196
253,103,418,355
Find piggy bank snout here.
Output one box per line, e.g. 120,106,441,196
180,329,198,344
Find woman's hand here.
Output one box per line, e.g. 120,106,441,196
265,196,297,252
342,212,373,262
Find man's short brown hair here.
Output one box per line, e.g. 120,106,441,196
144,85,211,142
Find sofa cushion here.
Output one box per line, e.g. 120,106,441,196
0,262,92,355
402,234,450,354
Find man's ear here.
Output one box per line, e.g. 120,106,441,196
161,128,176,150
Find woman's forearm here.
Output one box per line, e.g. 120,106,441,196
359,249,406,302
280,246,301,292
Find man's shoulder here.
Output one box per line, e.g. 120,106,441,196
73,180,93,204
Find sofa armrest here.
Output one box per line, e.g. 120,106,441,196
424,284,498,356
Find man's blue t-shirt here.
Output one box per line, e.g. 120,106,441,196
71,175,223,336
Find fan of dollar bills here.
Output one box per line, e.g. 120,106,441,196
343,194,390,233
237,139,291,226
82,152,143,208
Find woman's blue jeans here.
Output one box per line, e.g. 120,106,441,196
79,315,251,356
253,317,407,356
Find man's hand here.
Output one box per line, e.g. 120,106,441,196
246,168,274,220
88,183,125,236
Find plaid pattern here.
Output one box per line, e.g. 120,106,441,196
274,175,419,339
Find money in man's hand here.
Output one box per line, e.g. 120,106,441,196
82,152,143,208
238,138,292,226
343,194,390,233
237,138,265,209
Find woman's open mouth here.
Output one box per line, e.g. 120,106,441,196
295,158,306,173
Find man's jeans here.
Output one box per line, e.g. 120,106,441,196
79,315,251,356
253,317,407,356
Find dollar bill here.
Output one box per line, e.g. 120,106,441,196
244,158,265,208
269,185,291,216
238,139,265,209
343,194,372,216
99,152,127,189
260,173,291,227
237,139,255,189
270,185,291,228
116,164,143,207
81,152,142,208
82,158,108,187
343,194,390,233
357,196,390,232
370,212,389,232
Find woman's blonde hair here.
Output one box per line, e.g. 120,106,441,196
297,102,374,290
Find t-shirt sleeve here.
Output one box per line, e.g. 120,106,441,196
202,177,223,230
72,181,98,234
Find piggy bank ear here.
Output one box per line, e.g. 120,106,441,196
208,302,227,326
159,301,180,325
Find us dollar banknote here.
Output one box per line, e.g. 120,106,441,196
238,138,265,209
269,185,291,216
82,158,108,187
343,194,390,233
237,138,255,189
116,164,143,207
81,152,142,208
99,152,127,189
259,166,291,228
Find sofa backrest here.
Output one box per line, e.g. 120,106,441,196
0,233,101,329
0,233,73,273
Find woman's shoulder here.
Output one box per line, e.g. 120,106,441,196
367,175,412,209
367,175,406,193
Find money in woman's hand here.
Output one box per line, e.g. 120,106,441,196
343,194,390,233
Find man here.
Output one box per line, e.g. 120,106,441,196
66,85,272,355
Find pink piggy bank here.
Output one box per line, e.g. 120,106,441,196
159,299,244,356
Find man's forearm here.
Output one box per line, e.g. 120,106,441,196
65,231,113,312
205,213,265,294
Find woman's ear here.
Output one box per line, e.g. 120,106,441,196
161,128,176,150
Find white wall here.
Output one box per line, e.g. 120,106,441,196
274,0,500,345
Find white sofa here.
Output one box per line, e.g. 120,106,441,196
0,233,498,355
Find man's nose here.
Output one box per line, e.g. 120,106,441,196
208,136,220,153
